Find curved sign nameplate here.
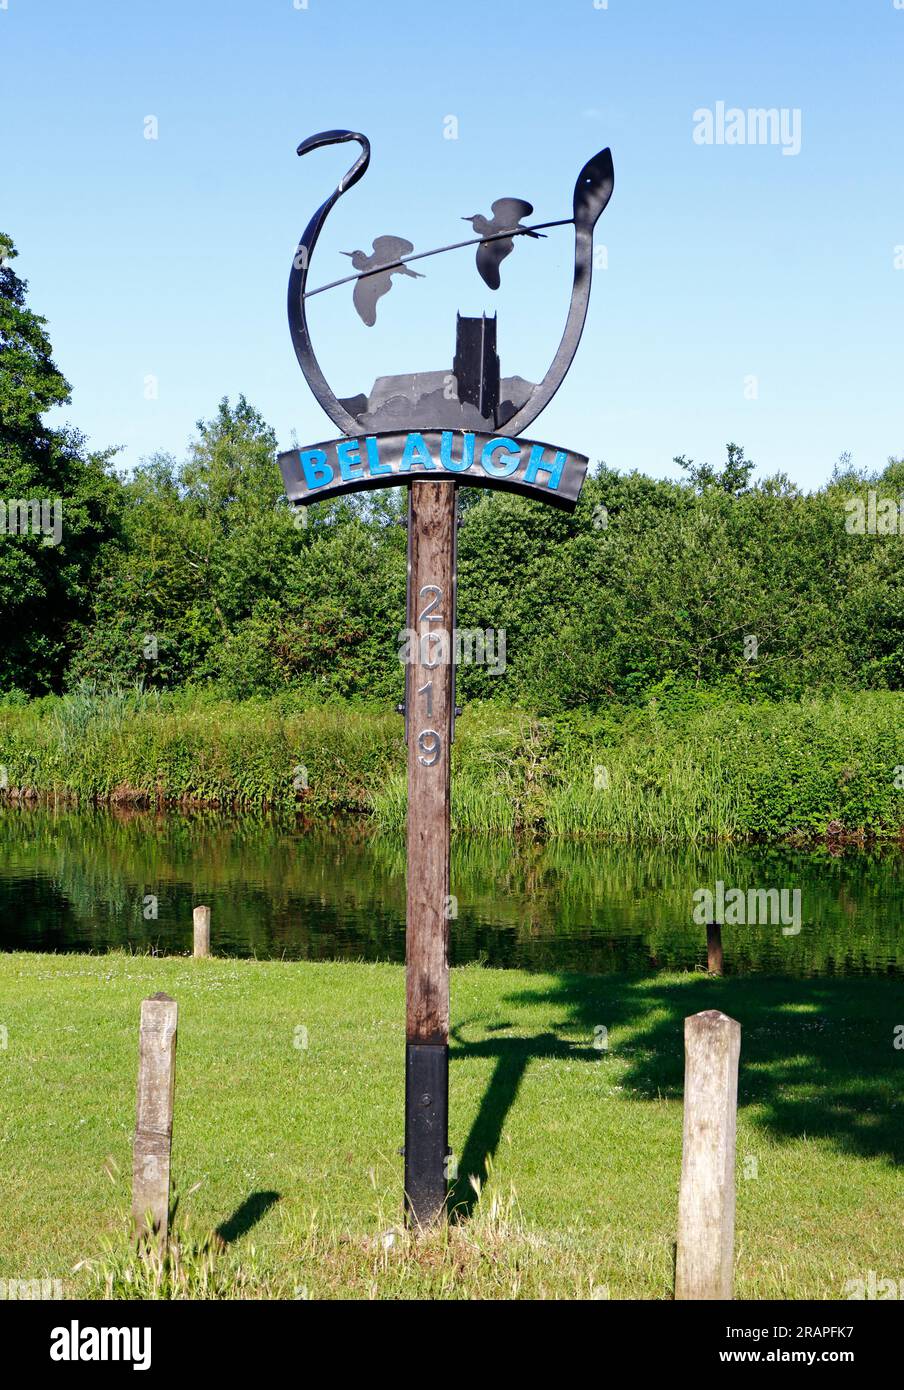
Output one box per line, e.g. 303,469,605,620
278,430,588,511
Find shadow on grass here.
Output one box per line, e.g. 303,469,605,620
449,973,903,1221
215,1190,280,1245
447,1024,598,1219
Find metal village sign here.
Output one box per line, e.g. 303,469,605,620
278,129,614,1227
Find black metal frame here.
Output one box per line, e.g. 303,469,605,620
286,130,614,442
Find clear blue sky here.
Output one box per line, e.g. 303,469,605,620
3,0,902,488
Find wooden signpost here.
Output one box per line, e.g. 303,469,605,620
402,480,456,1224
279,127,614,1225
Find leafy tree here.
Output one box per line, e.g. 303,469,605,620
35,368,904,712
675,442,756,496
73,397,409,698
0,233,122,694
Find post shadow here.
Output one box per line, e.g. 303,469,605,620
215,1190,281,1245
448,1023,599,1221
444,968,904,1231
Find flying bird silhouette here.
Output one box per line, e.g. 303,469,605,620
461,199,545,290
341,236,424,326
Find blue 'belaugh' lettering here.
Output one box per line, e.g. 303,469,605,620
439,431,475,473
400,433,436,471
524,444,566,490
365,436,392,475
337,439,364,481
279,431,586,510
300,449,333,489
480,437,522,478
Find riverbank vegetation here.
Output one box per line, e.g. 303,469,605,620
2,686,903,841
2,951,900,1299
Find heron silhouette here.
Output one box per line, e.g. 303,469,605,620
341,236,424,326
462,199,546,290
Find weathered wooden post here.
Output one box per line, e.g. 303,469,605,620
403,480,456,1226
675,1009,741,1299
132,992,178,1247
193,905,211,958
278,125,614,1226
706,921,723,976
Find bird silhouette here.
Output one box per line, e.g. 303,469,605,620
341,236,424,326
461,199,545,290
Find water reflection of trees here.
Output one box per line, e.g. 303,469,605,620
0,807,901,975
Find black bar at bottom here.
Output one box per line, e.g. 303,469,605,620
404,1042,449,1228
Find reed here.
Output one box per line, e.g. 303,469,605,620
1,689,903,841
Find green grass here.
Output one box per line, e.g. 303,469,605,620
2,687,904,841
1,952,901,1299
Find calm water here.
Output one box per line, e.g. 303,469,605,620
0,807,901,976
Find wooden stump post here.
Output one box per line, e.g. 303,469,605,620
132,992,178,1247
675,1009,741,1300
193,905,211,958
706,921,723,976
403,480,456,1227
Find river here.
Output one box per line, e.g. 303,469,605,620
1,807,901,975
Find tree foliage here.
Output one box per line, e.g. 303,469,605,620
3,232,903,710
0,233,122,694
71,425,904,710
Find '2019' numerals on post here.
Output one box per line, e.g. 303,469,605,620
416,584,444,767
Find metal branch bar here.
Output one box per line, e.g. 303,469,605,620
303,218,574,300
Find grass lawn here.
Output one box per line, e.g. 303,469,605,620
0,952,901,1299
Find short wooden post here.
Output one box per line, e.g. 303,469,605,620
675,1009,741,1300
132,992,178,1247
193,905,211,958
706,921,724,976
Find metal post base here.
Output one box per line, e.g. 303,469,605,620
404,1042,449,1228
